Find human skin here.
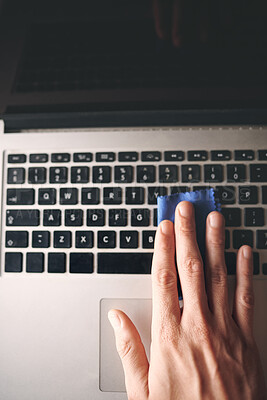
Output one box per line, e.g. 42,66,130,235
108,201,266,400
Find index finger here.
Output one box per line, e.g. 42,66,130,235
175,201,209,314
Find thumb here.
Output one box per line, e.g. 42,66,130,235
108,309,149,399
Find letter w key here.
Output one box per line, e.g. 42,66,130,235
60,188,78,205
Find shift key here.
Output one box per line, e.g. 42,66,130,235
6,210,40,226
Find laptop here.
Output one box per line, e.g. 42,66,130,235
0,1,266,399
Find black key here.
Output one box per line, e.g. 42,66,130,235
120,231,138,248
38,188,56,205
51,153,70,162
170,186,190,195
71,167,89,183
238,186,258,204
109,209,127,226
60,188,78,205
181,165,200,183
54,231,72,248
258,150,267,160
65,209,83,226
253,252,260,275
93,166,111,183
215,186,235,204
262,186,267,204
221,208,241,227
188,151,207,161
114,166,133,183
32,231,50,248
7,168,25,184
7,189,34,205
119,152,138,162
97,253,153,274
244,208,264,226
233,230,253,249
126,187,144,204
148,187,167,205
204,165,223,183
87,209,105,226
256,230,267,249
75,231,94,248
227,164,246,182
103,187,122,205
263,264,267,275
43,209,61,226
159,165,178,183
225,252,236,275
250,164,267,182
5,252,23,272
6,231,28,248
73,152,92,162
141,151,161,162
28,167,47,184
153,208,158,227
26,253,44,273
235,150,254,161
8,154,26,163
6,209,40,226
82,188,100,205
96,152,115,162
131,209,150,226
142,230,156,249
98,231,116,248
137,166,155,183
70,253,93,273
50,167,68,183
225,230,230,249
164,151,184,161
48,253,66,273
30,153,48,163
211,150,231,161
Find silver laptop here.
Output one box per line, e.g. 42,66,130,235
0,1,266,399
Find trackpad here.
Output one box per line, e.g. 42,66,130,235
100,298,152,392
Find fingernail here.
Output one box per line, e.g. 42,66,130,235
243,246,251,259
209,213,222,228
108,311,121,330
179,201,192,218
160,220,173,235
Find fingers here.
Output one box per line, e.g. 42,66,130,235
205,212,229,316
151,220,180,340
108,309,149,399
232,246,254,339
175,201,208,314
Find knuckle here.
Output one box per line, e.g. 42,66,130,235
210,266,227,287
239,291,255,309
154,267,177,289
182,257,203,276
117,338,134,361
209,237,225,248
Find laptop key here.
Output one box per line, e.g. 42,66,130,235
154,208,158,227
253,252,260,275
82,188,100,205
114,166,133,183
5,252,23,272
6,231,28,248
87,209,105,226
234,150,254,161
26,253,44,273
211,150,231,161
204,165,223,183
32,231,50,248
120,231,138,248
73,152,92,162
54,231,72,248
182,165,200,183
6,209,40,226
215,186,235,204
126,187,144,204
93,166,111,183
43,209,61,226
103,187,122,205
263,264,267,275
131,209,150,226
98,231,116,248
50,167,68,183
250,164,267,182
118,152,138,162
256,230,267,249
70,253,93,273
164,151,184,161
7,168,25,184
97,253,153,274
159,165,178,183
28,167,47,184
147,187,167,205
38,188,56,205
141,151,161,162
109,209,127,226
60,188,78,205
8,154,26,164
48,253,66,273
75,231,94,248
233,230,253,249
142,230,156,249
263,186,267,204
7,188,34,205
65,209,83,226
51,153,70,162
221,208,241,227
227,164,246,182
258,150,267,160
137,166,155,183
244,208,264,226
238,186,258,204
188,151,207,161
225,252,236,275
225,230,230,249
96,152,115,162
71,167,89,183
30,153,48,163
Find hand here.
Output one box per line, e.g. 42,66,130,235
108,201,266,400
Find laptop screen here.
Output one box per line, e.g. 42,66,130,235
0,0,267,118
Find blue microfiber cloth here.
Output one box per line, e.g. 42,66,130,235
157,189,221,299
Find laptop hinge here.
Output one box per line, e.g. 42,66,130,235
0,120,4,133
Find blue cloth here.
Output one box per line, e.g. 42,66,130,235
157,189,221,299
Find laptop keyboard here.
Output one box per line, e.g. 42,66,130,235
3,149,267,276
